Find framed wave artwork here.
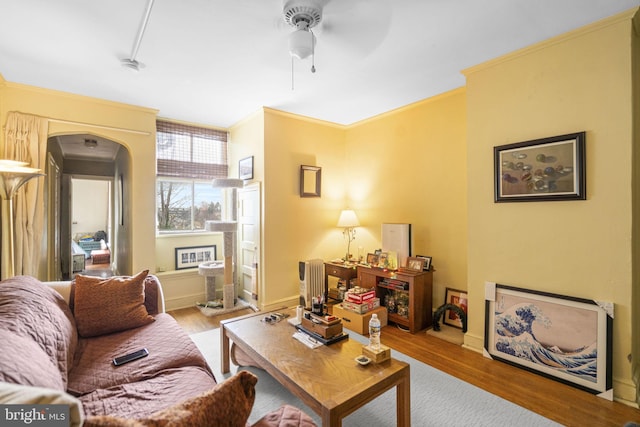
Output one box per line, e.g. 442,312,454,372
484,283,613,400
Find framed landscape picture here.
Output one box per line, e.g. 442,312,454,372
175,245,217,270
484,283,613,399
239,156,254,180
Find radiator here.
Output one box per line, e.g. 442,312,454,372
299,259,325,309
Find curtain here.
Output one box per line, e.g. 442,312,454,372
4,112,48,277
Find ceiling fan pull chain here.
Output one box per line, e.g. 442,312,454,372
310,29,316,73
291,57,295,91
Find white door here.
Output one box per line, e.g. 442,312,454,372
237,182,261,304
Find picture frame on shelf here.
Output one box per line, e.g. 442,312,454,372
377,252,389,268
239,156,254,180
444,288,468,329
494,131,586,202
484,283,612,398
366,253,379,266
404,257,425,272
175,245,217,270
416,255,432,271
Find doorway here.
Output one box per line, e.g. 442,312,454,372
70,177,113,277
48,133,127,280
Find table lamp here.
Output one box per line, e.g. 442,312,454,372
337,209,359,262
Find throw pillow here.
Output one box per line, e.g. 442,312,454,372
83,370,258,427
73,270,154,338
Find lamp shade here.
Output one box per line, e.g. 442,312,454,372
289,28,315,60
0,160,44,200
337,210,359,228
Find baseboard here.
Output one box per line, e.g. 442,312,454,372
259,296,299,312
613,377,639,407
462,331,484,353
165,292,206,311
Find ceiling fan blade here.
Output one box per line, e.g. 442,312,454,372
316,0,393,57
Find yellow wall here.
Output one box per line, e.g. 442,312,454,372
0,82,158,279
261,110,346,308
464,10,636,402
345,89,468,306
155,233,224,310
226,92,468,313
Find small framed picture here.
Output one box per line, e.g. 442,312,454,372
378,252,389,268
416,255,432,271
444,288,468,329
239,156,254,180
405,257,425,272
175,245,217,270
366,253,379,266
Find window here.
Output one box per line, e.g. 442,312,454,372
156,121,228,232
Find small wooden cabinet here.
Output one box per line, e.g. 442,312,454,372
324,262,358,301
357,266,433,333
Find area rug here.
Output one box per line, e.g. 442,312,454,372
190,328,561,426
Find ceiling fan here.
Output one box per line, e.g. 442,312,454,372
281,0,392,87
283,0,325,71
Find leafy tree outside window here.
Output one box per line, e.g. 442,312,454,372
156,121,228,233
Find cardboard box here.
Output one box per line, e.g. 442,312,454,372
332,305,387,335
345,288,376,304
340,298,380,314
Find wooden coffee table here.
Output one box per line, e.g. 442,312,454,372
220,309,410,427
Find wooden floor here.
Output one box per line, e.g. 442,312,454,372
168,305,640,427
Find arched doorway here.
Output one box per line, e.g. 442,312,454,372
46,134,130,280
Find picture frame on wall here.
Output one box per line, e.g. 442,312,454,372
494,131,586,202
239,156,254,180
484,283,613,398
444,288,467,329
175,245,217,270
299,165,321,197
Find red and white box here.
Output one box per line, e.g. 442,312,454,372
341,298,380,314
345,288,376,304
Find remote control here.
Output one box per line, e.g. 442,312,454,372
113,348,149,366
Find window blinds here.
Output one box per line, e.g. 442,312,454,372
156,120,228,179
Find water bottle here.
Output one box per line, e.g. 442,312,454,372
368,313,381,350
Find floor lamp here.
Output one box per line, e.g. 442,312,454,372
0,160,44,280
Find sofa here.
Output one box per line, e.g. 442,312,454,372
0,271,316,426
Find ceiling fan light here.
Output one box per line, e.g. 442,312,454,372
288,28,315,60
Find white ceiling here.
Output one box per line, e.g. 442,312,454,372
1,0,638,129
